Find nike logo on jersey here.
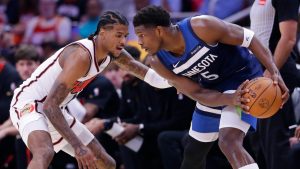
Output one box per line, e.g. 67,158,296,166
173,61,180,68
246,37,250,41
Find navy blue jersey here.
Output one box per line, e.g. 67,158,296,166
157,17,262,91
157,17,264,134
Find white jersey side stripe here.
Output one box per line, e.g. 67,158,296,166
173,46,210,74
196,102,222,115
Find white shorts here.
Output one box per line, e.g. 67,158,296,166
189,105,251,142
10,101,94,156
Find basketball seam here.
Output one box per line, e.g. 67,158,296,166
248,80,272,111
243,78,263,110
257,85,278,118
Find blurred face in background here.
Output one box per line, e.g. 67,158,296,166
87,0,102,19
16,59,40,80
39,0,56,19
103,63,124,89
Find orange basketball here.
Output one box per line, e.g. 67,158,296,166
242,77,282,118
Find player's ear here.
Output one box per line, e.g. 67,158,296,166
99,28,106,37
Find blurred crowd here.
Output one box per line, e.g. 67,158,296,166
0,0,300,169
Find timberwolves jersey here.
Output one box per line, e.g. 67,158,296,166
157,17,263,136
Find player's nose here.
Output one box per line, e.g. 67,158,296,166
138,39,143,46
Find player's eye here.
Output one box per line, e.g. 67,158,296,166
116,34,122,38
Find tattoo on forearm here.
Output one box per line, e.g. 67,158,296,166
78,147,87,156
114,50,148,80
44,82,81,146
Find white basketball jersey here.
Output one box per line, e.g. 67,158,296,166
11,38,112,109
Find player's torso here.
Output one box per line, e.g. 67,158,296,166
11,38,111,108
157,17,257,87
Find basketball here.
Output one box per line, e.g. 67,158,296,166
242,77,282,118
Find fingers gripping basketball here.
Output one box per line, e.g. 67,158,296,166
242,77,282,118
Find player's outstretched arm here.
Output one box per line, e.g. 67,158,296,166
149,55,249,109
43,45,98,168
114,49,171,89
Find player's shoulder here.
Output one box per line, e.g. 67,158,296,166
59,42,91,68
190,15,220,29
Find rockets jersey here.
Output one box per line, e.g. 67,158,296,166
11,38,112,109
157,17,262,91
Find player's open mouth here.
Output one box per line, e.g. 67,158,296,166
116,47,123,50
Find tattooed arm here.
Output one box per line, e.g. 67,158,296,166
114,49,171,88
43,45,98,168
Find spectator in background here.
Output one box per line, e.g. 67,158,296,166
288,123,300,169
57,0,85,22
6,0,39,45
115,51,195,169
0,1,8,27
250,0,300,169
103,63,125,97
150,0,182,12
0,53,21,169
100,0,137,40
0,44,40,169
40,41,60,60
79,0,102,38
80,75,122,168
23,0,71,46
198,0,247,19
79,75,120,123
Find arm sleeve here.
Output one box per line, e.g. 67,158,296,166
274,0,299,22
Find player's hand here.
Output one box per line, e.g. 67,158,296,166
294,126,300,139
74,145,98,169
85,118,105,135
289,137,299,147
264,70,289,107
0,129,7,140
232,80,250,112
114,123,139,145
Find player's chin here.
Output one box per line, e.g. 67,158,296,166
145,49,157,55
109,50,122,58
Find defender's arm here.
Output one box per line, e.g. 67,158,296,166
114,49,171,89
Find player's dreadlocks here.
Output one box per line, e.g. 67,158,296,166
133,5,171,27
88,11,129,40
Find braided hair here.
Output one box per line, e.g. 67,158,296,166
88,11,129,40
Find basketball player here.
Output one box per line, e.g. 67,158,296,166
133,6,289,169
9,11,172,169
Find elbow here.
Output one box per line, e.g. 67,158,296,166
287,38,297,48
42,102,54,117
282,36,297,49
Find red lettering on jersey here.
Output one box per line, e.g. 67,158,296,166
259,0,266,5
71,76,96,94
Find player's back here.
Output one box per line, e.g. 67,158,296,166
11,39,111,109
157,17,262,89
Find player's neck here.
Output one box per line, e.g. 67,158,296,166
162,25,185,56
93,37,109,62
